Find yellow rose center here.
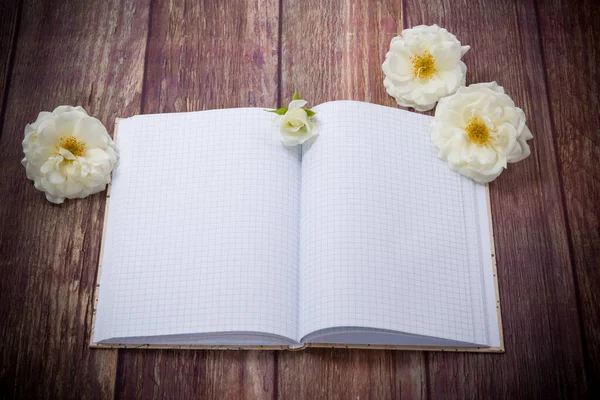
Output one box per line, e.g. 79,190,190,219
59,136,86,158
466,117,491,146
411,51,437,79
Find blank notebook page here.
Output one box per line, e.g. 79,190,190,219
299,101,499,346
94,109,301,343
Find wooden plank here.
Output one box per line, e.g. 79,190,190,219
278,1,425,398
113,0,280,398
277,349,425,399
280,0,400,107
0,0,21,124
115,350,275,399
403,0,588,397
0,0,150,398
536,0,600,390
140,0,280,113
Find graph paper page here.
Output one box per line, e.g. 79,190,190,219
299,101,497,346
94,109,301,343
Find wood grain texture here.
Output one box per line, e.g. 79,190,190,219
536,0,600,392
115,350,275,399
280,0,401,106
0,0,149,398
278,1,425,398
141,0,280,114
0,0,597,398
112,0,280,398
404,0,588,398
277,349,425,399
0,0,21,125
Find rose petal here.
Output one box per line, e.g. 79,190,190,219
287,100,307,112
22,105,117,203
429,82,533,183
74,116,110,147
58,147,76,160
55,111,84,137
382,24,470,110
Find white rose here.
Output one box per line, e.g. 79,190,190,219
22,105,118,204
431,82,533,184
277,99,317,146
382,24,470,111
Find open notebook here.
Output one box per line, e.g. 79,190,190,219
91,101,503,352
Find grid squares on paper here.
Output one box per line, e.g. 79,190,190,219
94,102,492,347
94,109,301,342
299,101,489,345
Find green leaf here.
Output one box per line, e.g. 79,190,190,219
304,108,316,117
292,89,301,101
264,107,288,115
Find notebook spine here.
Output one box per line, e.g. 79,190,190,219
287,343,306,351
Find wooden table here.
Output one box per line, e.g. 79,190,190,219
0,0,597,398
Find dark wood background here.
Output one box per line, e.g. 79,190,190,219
0,0,597,398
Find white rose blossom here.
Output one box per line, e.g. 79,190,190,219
382,24,470,111
267,91,317,146
22,105,118,204
431,82,533,184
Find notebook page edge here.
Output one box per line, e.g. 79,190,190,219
482,185,504,349
91,118,122,345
